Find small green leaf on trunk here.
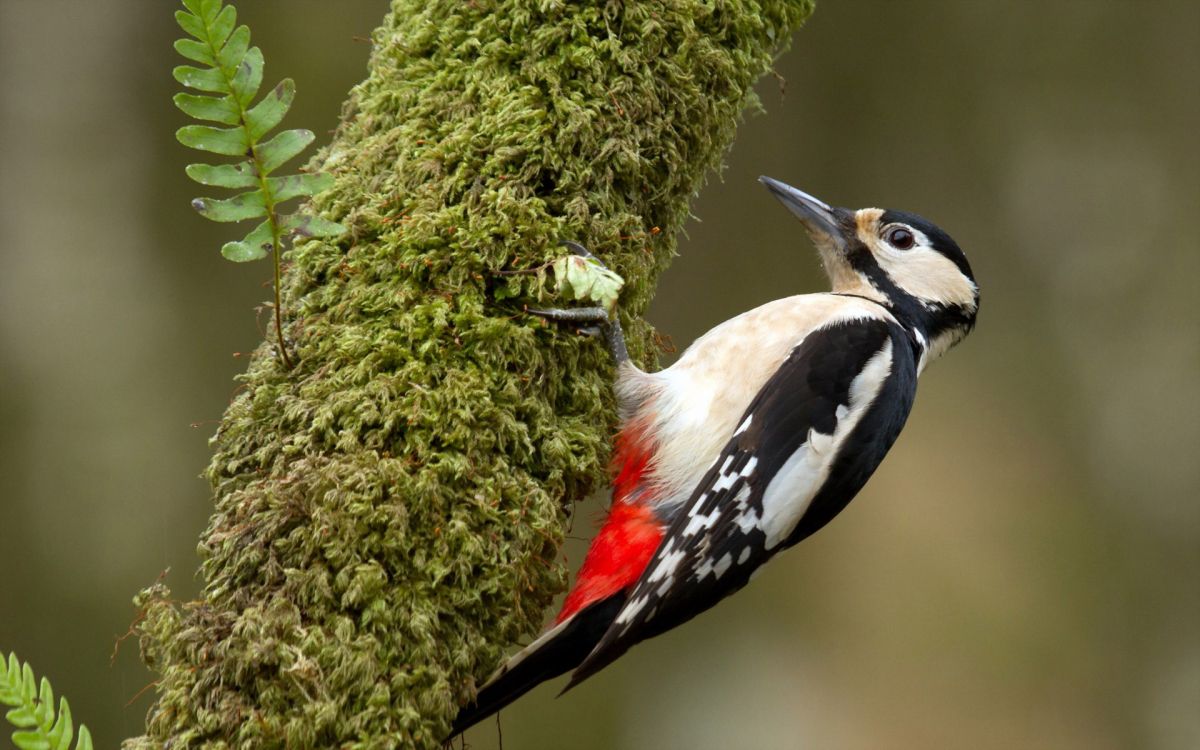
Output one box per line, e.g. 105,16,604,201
551,254,625,311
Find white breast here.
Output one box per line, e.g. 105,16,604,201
617,294,896,515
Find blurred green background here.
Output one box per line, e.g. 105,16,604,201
1,1,1196,748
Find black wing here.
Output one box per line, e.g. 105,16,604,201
564,316,916,689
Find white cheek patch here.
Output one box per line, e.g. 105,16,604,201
877,244,977,309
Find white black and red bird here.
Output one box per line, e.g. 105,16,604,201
449,176,980,736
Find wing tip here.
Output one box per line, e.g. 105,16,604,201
445,593,628,739
557,657,599,697
559,628,634,697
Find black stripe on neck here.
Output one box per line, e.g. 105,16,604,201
842,251,974,356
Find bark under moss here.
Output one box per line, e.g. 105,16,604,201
127,1,813,747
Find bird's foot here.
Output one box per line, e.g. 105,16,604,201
529,241,629,365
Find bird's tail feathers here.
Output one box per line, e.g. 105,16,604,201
446,593,625,738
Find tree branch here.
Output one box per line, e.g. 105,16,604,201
127,1,814,747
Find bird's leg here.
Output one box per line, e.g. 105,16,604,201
528,241,629,365
528,305,629,365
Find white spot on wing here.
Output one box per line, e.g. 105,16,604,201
733,414,753,436
735,507,760,534
617,594,650,625
713,552,733,579
712,470,738,492
647,541,684,583
758,339,894,549
742,456,758,477
698,552,734,580
683,512,716,536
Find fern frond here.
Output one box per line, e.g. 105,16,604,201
173,0,342,254
1,653,93,750
173,0,342,368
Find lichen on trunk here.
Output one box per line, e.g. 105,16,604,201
127,1,814,747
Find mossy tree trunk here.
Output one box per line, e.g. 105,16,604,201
128,1,813,747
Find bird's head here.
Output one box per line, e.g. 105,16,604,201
759,176,979,363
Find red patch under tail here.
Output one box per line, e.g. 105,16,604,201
556,425,662,624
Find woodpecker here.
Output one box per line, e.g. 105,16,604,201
449,176,979,736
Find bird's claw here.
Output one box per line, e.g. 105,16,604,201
559,239,601,264
530,241,628,364
527,306,611,326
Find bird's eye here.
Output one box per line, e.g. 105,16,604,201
885,226,915,250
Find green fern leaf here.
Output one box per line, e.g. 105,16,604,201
280,213,346,239
228,47,264,105
12,731,50,750
173,10,205,41
244,80,295,140
44,699,72,750
174,92,240,124
173,37,214,66
173,0,344,367
173,0,343,239
221,220,274,262
268,172,333,203
192,191,268,222
215,25,251,73
254,128,315,173
5,706,35,726
191,5,236,51
209,7,237,46
172,64,226,92
1,653,92,750
176,123,248,156
185,162,258,189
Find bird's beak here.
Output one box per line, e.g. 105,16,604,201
757,176,849,252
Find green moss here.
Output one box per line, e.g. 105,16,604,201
128,1,814,747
